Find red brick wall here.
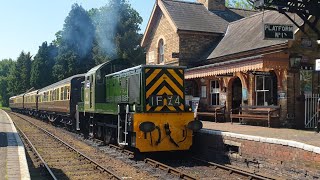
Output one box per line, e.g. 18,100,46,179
193,132,320,179
144,11,219,67
144,11,179,65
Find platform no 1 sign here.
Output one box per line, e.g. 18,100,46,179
264,23,294,40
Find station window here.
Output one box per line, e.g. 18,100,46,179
255,75,273,106
210,80,220,105
158,39,164,64
201,86,206,98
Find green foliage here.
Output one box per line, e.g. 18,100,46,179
53,3,95,81
13,51,32,94
0,59,16,106
226,0,253,9
90,0,145,66
30,42,58,88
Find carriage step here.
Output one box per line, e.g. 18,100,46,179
119,142,128,146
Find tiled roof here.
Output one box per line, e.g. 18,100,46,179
161,0,228,33
207,11,303,60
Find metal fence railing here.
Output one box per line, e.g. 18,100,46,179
304,94,320,128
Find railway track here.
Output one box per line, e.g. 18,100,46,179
9,112,122,180
191,157,277,180
101,139,277,179
9,111,279,180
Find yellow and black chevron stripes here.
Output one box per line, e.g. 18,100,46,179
145,68,184,112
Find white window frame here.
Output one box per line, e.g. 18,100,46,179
201,86,206,98
210,80,220,105
158,39,164,64
255,75,272,106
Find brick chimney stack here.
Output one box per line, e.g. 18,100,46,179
197,0,226,11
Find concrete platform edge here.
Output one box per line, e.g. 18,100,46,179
200,128,320,154
2,110,31,180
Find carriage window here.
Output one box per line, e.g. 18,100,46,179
60,87,64,100
56,88,59,100
66,86,70,100
210,80,220,105
63,86,67,100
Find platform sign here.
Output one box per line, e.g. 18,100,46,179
316,59,320,71
264,23,294,40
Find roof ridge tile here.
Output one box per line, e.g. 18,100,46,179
161,0,202,5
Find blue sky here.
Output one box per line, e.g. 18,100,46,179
0,0,195,60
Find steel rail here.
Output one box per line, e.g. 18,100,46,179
192,157,276,180
14,121,58,180
109,144,134,158
107,144,198,179
10,112,123,180
144,158,198,180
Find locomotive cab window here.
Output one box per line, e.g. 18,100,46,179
96,70,103,84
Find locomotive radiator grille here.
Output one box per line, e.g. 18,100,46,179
145,68,185,112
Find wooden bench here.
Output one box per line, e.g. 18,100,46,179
230,105,281,127
196,105,226,122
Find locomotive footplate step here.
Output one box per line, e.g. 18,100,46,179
0,110,30,179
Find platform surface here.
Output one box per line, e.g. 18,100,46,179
0,110,30,180
202,121,320,147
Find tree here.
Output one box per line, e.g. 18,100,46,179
30,42,58,89
90,0,145,65
0,59,15,106
13,51,32,94
226,0,253,9
53,3,95,81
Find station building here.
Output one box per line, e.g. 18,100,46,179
141,0,320,129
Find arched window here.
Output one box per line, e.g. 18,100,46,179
158,39,164,64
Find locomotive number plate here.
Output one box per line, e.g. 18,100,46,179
148,95,180,106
